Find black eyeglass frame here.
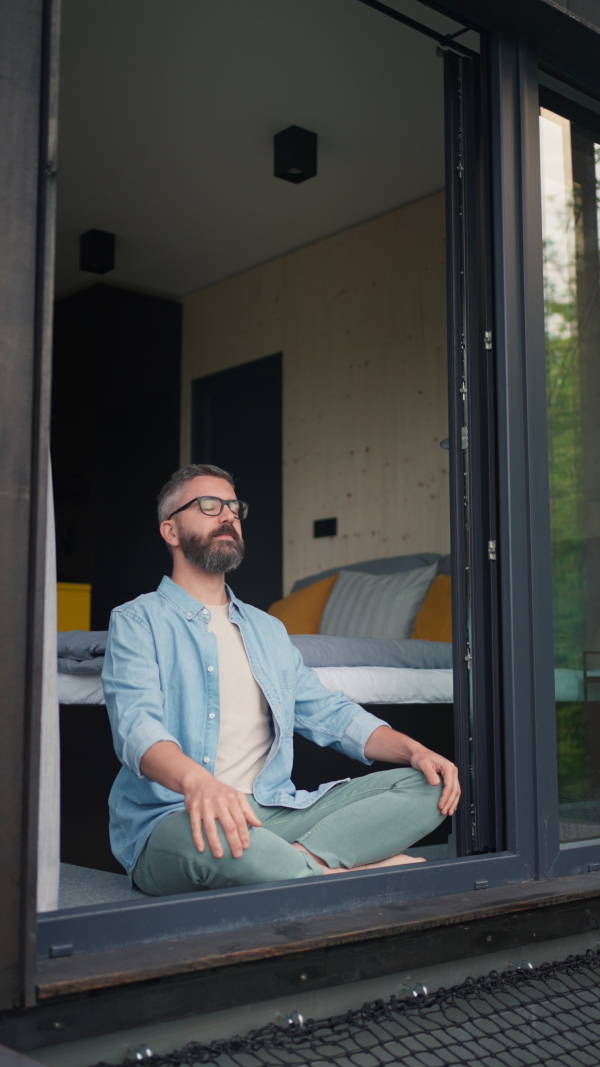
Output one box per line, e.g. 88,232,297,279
167,496,249,521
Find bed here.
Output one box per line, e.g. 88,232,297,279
56,539,591,712
57,626,456,705
57,617,458,870
56,622,592,872
57,552,455,702
56,649,593,708
56,553,598,872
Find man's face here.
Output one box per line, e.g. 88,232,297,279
171,476,245,574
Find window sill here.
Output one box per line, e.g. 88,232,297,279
37,869,600,999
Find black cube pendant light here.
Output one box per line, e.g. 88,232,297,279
79,229,115,274
274,125,317,184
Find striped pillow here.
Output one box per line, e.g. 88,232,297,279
319,564,438,640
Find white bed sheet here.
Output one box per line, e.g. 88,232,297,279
58,664,594,708
313,666,454,704
58,665,455,707
58,672,105,705
315,667,594,705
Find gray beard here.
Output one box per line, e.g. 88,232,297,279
178,526,245,574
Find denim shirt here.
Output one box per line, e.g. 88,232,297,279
102,576,389,876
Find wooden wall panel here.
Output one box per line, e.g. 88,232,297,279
181,191,449,596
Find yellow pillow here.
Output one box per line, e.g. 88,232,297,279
268,573,339,635
411,574,452,642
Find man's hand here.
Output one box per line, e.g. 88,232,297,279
409,748,460,817
181,765,262,858
364,725,461,816
140,741,262,858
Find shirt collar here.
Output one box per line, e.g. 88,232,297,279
157,575,246,619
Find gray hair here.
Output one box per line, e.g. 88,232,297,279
157,464,236,523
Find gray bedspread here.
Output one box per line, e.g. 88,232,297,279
290,635,452,669
57,629,453,674
57,630,107,674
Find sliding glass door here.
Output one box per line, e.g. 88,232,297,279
540,97,600,845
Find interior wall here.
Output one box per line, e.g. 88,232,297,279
181,191,449,595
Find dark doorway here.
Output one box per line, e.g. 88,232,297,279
52,285,182,629
191,353,282,611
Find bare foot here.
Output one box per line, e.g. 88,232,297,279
322,853,426,874
292,841,425,874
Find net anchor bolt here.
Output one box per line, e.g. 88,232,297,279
275,1011,305,1030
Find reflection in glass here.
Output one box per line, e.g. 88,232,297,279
540,106,600,843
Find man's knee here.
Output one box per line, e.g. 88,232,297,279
411,769,445,814
391,768,446,831
135,814,320,895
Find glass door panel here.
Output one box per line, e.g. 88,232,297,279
539,103,600,844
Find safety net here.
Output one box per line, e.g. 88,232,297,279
92,948,600,1067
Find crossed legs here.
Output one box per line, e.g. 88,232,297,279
133,768,445,896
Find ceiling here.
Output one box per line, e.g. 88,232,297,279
55,0,476,300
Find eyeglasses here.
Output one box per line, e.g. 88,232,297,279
167,496,249,521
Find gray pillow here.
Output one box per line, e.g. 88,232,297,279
319,563,438,640
291,553,441,593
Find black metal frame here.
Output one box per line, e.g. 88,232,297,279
0,0,59,1013
487,34,550,879
462,42,505,856
427,0,600,101
444,43,503,858
444,47,472,856
1,0,600,1027
355,0,478,57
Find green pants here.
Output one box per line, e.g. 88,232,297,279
133,768,445,896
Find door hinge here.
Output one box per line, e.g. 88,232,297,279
488,539,497,561
461,426,468,450
484,330,492,350
470,802,477,841
465,646,472,669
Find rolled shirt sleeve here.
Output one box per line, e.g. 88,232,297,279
102,609,182,777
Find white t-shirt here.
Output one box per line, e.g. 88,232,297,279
209,603,273,793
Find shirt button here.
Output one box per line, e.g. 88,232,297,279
207,628,212,634
202,609,208,615
209,713,215,719
207,665,214,672
186,613,193,620
203,757,210,764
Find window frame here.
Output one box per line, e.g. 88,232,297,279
2,0,598,1012
444,43,505,858
0,0,59,1012
35,26,538,962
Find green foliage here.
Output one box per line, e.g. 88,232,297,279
544,237,585,671
541,123,600,809
556,701,590,802
543,166,587,793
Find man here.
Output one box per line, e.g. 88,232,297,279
103,464,460,895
